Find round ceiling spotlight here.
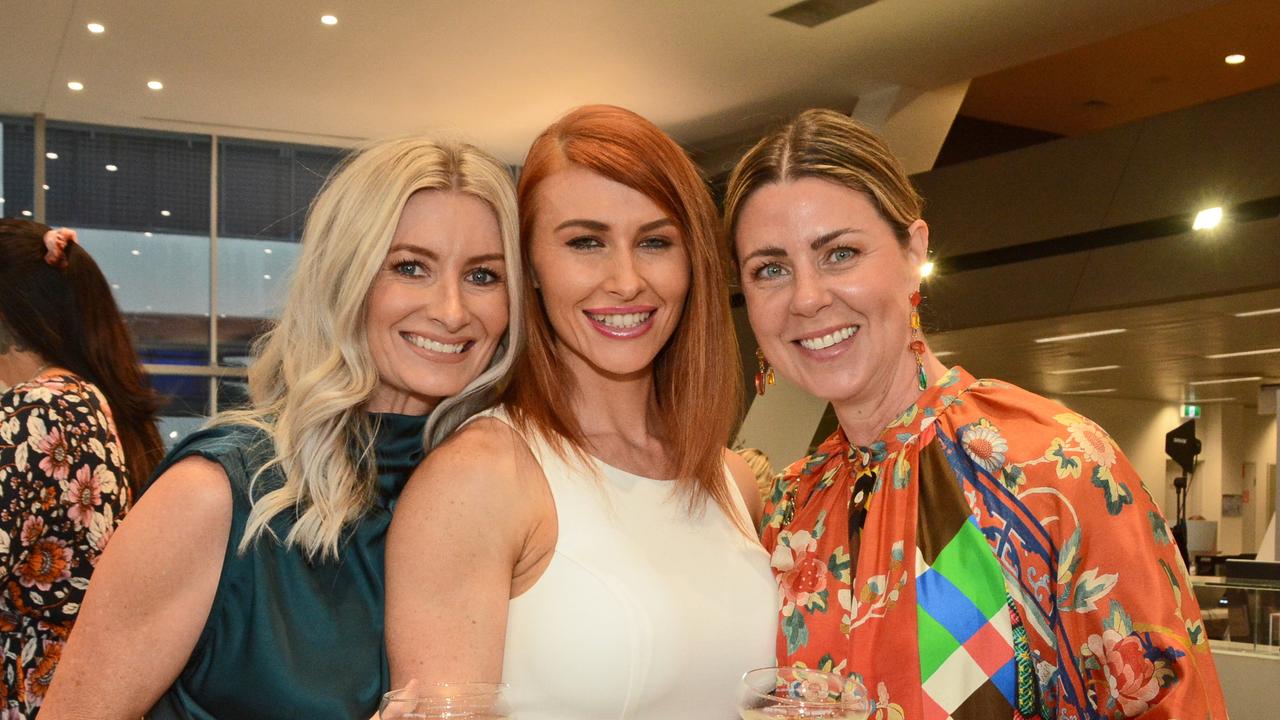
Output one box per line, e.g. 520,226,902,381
147,80,164,90
1225,54,1246,65
321,15,338,25
87,22,105,34
67,81,84,91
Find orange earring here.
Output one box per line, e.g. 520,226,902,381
909,291,926,390
754,348,776,396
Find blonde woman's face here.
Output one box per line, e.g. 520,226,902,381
364,190,509,415
529,165,690,381
735,177,927,408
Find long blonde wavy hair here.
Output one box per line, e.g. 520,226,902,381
217,136,522,560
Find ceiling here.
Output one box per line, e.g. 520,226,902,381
928,287,1280,406
2,0,1223,163
960,0,1280,135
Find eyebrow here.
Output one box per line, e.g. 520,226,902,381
810,228,857,250
553,217,675,233
388,244,505,265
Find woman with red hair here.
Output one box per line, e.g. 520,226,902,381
386,106,778,717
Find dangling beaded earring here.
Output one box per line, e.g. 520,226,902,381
909,290,927,390
754,348,776,396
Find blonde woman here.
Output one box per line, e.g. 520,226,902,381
40,137,522,720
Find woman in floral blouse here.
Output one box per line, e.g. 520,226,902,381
722,110,1228,719
0,220,163,718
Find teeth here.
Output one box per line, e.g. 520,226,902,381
407,334,467,354
588,311,653,329
799,326,857,351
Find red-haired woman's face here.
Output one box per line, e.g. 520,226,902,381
529,164,690,381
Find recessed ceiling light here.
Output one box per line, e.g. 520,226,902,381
0,197,5,203
160,209,171,217
111,283,120,289
21,210,32,217
168,430,179,439
1035,328,1126,344
1061,388,1118,395
87,22,105,34
1186,397,1237,403
67,81,84,91
321,14,338,25
130,249,141,256
147,80,164,90
1225,54,1246,65
144,232,153,237
1235,306,1280,317
1048,365,1121,375
1188,376,1263,386
46,152,58,160
263,274,272,280
264,248,273,254
920,261,935,278
1205,347,1280,359
933,350,956,358
105,164,118,172
1192,206,1223,230
41,184,50,190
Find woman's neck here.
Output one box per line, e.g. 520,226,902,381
0,348,53,388
832,351,947,447
559,346,663,452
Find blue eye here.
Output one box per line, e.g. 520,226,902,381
752,263,788,280
394,260,427,277
827,246,858,264
466,266,502,286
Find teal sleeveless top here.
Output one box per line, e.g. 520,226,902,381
144,413,428,720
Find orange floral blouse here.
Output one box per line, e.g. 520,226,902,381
761,367,1228,719
0,374,132,719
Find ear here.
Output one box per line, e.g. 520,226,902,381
904,219,930,273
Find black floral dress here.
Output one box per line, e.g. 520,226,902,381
0,374,132,718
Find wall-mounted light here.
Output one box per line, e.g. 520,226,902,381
1192,207,1223,230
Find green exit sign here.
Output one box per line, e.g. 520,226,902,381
1181,404,1202,418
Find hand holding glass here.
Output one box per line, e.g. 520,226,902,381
737,667,871,720
378,682,510,719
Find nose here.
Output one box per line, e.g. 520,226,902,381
788,265,832,318
430,276,469,333
603,249,643,300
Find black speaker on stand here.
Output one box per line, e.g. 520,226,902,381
1165,419,1202,568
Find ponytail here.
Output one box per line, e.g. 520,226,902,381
0,219,164,493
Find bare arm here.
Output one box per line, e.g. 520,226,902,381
724,448,765,529
385,419,544,686
40,457,232,720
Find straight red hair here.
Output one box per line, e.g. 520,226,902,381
505,105,743,519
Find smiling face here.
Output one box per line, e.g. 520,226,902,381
735,176,928,409
529,164,690,380
364,189,509,415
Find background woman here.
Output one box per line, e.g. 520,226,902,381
386,105,776,718
40,137,522,719
0,221,162,718
723,109,1227,719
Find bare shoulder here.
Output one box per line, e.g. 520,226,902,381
723,448,764,526
412,416,537,494
143,455,232,503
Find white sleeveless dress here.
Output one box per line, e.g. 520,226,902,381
479,408,779,719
